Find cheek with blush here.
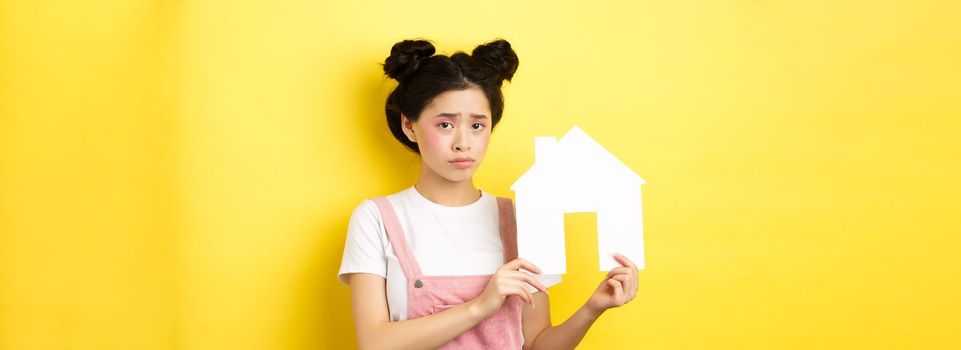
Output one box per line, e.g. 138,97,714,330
420,129,447,154
416,127,451,164
474,132,490,157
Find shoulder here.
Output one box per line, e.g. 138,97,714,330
349,198,381,223
347,188,412,229
350,186,412,219
345,198,389,245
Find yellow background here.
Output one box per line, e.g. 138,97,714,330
1,0,959,349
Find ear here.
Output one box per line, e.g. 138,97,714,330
401,114,417,143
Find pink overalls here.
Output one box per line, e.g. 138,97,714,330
372,196,525,349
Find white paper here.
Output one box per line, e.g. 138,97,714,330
511,125,646,274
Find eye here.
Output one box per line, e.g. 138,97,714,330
438,122,453,129
472,123,486,130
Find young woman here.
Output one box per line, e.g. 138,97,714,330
337,39,639,350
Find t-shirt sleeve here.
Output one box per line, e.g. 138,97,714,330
528,273,563,293
337,199,388,285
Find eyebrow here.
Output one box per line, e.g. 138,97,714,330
433,112,488,119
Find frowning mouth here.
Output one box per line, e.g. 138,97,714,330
449,157,475,169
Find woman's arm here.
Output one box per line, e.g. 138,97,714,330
522,293,604,350
348,273,485,350
348,258,549,350
522,253,640,350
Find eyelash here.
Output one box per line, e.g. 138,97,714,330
438,122,486,130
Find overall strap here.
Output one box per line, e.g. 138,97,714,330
496,197,519,264
371,197,423,279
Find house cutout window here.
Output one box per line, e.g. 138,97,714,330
511,125,646,275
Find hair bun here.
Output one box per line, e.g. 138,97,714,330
471,39,519,83
383,40,435,83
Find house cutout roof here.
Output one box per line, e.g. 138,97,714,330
511,125,645,191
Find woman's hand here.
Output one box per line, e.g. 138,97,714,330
469,258,549,321
585,253,639,315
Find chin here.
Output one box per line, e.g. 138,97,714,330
441,171,475,183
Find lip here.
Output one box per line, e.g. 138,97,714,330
449,157,475,169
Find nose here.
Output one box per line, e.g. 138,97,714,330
452,128,470,152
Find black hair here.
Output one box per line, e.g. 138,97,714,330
382,38,519,153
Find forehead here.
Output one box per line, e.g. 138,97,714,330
422,87,491,115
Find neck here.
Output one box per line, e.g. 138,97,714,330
414,167,481,207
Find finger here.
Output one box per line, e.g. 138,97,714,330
499,271,547,291
610,271,636,298
506,282,534,305
613,254,639,298
608,279,624,303
503,271,549,293
516,272,550,294
606,267,632,279
524,286,534,306
613,253,637,269
624,276,636,300
500,283,530,305
502,258,543,274
611,274,630,299
606,267,630,277
610,274,632,291
605,272,630,289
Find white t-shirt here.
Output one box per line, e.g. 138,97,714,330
338,186,562,321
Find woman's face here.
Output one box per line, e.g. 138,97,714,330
402,87,492,184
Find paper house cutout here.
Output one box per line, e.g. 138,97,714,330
511,125,646,274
